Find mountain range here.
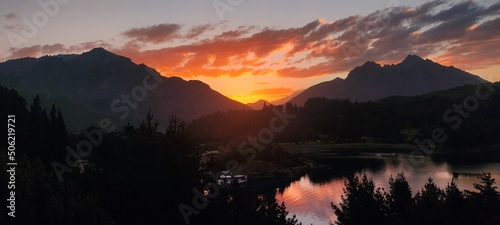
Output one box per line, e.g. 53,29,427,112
0,48,488,131
0,48,249,131
288,55,487,105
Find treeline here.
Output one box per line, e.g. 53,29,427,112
0,87,108,224
190,83,500,150
188,187,302,225
0,87,68,165
0,86,301,225
332,172,500,225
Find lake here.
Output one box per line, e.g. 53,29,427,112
274,153,500,225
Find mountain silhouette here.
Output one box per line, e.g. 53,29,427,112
288,55,487,105
0,48,250,131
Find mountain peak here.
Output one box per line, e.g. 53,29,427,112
83,47,120,58
80,47,132,63
361,61,380,67
89,47,109,54
402,54,424,64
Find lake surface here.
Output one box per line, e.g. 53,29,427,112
274,153,500,225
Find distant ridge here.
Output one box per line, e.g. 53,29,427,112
288,55,487,105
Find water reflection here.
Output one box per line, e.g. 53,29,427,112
275,154,500,225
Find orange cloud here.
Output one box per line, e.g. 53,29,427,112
230,87,295,104
251,87,294,96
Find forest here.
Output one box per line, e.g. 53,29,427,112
190,83,500,151
332,172,499,225
1,83,499,225
0,86,300,225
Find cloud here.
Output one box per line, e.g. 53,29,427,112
251,87,295,99
8,45,41,58
7,41,111,59
277,63,334,78
183,23,217,39
435,17,500,70
123,1,498,78
419,1,492,43
4,12,19,20
115,20,328,77
122,23,182,43
3,24,16,30
4,1,500,79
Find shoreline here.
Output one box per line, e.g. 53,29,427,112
279,142,500,157
202,142,499,181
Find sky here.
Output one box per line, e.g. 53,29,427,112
0,0,499,103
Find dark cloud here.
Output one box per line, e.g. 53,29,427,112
213,25,257,40
183,23,216,39
122,23,182,43
432,1,477,21
4,12,19,20
435,16,500,70
420,1,498,43
465,17,500,41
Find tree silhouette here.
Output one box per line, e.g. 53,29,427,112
387,173,413,225
332,173,386,225
466,172,500,225
444,179,466,225
414,178,445,225
255,195,302,225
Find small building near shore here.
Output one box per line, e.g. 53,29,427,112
217,170,248,186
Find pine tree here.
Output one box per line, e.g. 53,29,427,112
332,173,386,225
387,172,413,225
444,179,466,225
467,172,500,225
26,95,51,162
414,178,445,225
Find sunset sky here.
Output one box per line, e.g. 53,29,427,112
0,0,499,103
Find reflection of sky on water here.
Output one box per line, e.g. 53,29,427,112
276,155,500,225
276,175,344,225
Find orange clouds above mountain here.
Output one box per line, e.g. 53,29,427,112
5,1,500,81
250,87,295,99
